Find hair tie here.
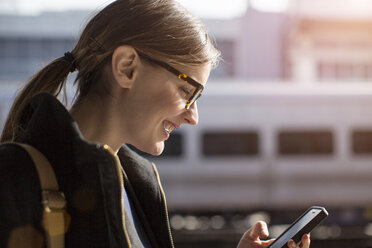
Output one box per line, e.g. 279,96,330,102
64,52,77,73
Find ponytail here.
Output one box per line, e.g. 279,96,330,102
0,55,75,142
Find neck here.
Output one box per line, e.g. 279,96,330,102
69,95,124,152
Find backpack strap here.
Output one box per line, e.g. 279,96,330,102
13,143,67,248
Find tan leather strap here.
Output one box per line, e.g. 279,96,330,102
13,143,66,248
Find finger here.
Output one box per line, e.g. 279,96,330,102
261,238,275,247
287,240,298,248
247,221,269,240
301,234,311,248
239,222,271,248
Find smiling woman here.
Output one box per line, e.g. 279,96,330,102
0,1,310,248
0,0,220,247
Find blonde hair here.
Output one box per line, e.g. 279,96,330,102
1,0,220,142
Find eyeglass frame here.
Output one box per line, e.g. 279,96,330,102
142,57,204,110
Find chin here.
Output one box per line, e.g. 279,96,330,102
134,141,164,156
149,143,165,156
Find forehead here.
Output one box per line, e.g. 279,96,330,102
175,63,211,87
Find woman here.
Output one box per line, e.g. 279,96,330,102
0,0,310,247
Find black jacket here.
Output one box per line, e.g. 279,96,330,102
0,92,174,248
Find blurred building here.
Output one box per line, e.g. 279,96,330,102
2,3,372,83
0,11,86,82
288,19,372,82
287,0,372,83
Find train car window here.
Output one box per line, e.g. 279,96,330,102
202,131,259,156
278,131,333,155
127,132,183,159
352,130,372,155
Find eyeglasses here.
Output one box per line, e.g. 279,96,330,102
145,58,204,110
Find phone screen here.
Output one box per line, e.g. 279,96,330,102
270,207,328,248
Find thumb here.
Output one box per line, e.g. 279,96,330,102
247,221,269,240
238,222,271,248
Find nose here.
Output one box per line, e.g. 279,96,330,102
183,102,199,125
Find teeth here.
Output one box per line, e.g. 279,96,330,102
164,122,174,134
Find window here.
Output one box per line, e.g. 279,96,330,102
317,61,372,81
202,131,259,156
161,132,183,157
352,130,372,155
278,130,333,155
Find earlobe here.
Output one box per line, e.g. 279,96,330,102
111,45,139,89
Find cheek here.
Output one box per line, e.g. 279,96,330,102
163,90,186,114
151,84,186,114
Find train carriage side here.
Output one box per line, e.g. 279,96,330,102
154,83,372,212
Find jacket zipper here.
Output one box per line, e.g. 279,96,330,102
151,163,175,248
102,144,132,248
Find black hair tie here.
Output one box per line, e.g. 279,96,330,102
64,52,77,73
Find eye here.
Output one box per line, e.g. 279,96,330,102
179,86,191,98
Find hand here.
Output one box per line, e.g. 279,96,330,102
237,221,311,248
287,234,311,248
237,221,274,248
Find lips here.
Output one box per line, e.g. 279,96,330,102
163,121,176,135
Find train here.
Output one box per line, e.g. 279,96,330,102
148,81,372,210
2,80,372,241
146,81,372,243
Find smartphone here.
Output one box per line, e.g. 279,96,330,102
269,206,328,248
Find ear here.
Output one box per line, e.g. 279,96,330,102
111,45,139,89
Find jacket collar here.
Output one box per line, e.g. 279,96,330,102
118,146,174,248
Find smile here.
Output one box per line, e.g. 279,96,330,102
164,121,175,135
